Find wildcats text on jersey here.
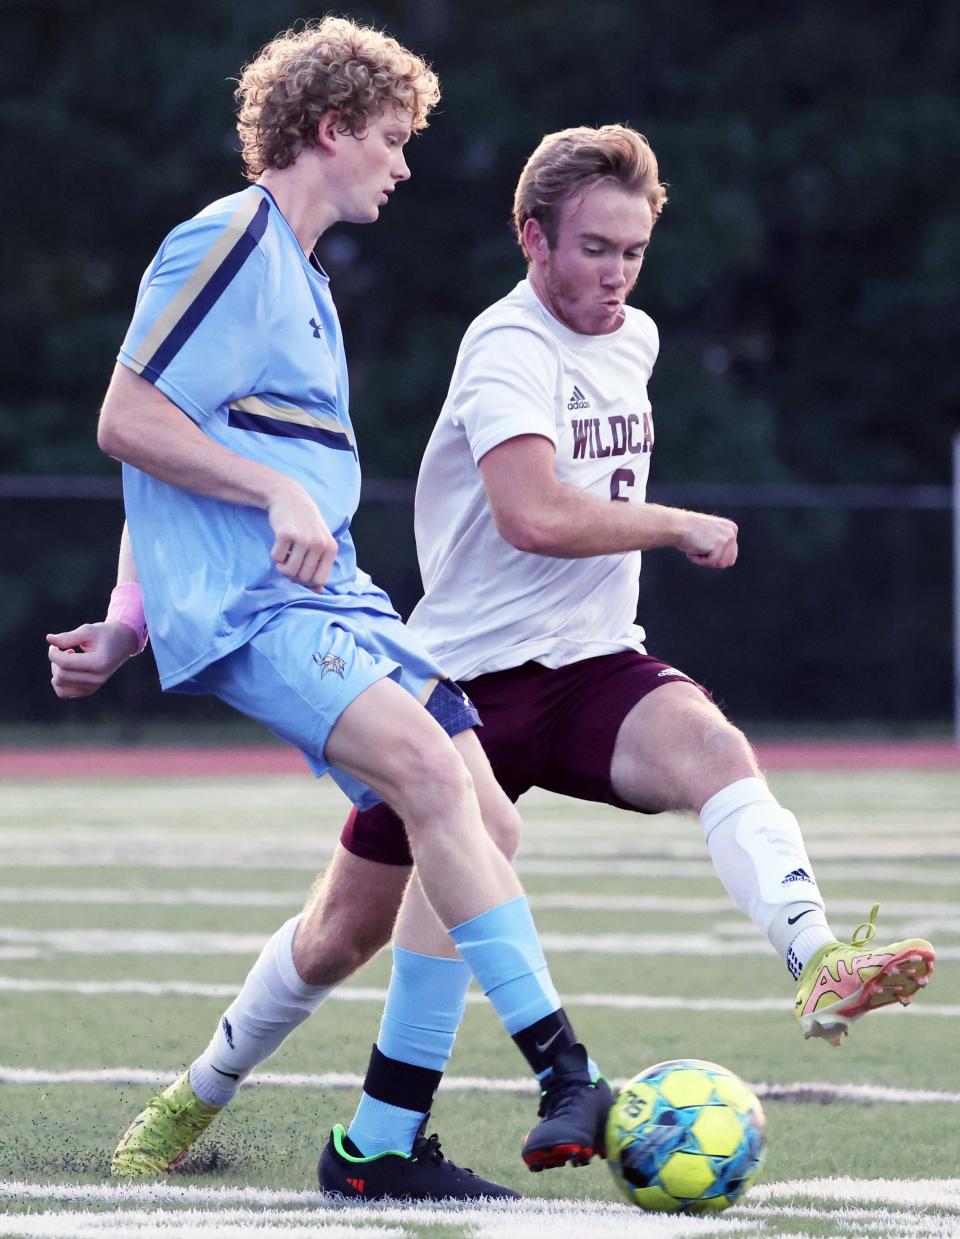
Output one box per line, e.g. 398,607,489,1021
571,410,654,460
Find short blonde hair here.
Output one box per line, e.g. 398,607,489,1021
235,17,440,180
513,124,668,258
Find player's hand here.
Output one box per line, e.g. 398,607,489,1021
677,512,739,569
267,480,339,592
46,622,141,699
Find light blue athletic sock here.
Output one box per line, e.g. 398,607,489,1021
347,948,472,1158
344,1093,426,1159
449,895,560,1035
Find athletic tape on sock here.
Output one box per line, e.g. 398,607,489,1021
450,896,560,1035
377,947,471,1072
362,1044,443,1113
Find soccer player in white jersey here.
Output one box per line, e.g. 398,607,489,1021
53,123,935,1195
336,122,934,1161
47,24,617,1200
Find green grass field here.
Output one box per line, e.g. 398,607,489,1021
0,768,957,1237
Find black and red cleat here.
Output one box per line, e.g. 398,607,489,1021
318,1118,519,1201
522,1043,613,1171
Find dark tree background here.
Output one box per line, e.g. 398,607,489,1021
1,0,957,731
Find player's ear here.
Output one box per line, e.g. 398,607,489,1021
315,111,341,154
523,217,549,262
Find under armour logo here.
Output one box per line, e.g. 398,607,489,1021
314,651,346,678
309,317,323,338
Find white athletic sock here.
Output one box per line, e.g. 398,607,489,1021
699,777,835,978
786,923,837,981
189,915,332,1107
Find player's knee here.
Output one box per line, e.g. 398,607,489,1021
697,716,757,781
484,799,522,861
388,736,475,829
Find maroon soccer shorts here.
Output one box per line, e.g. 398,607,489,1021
339,649,711,866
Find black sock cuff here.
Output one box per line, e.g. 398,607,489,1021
512,1007,576,1076
362,1044,443,1113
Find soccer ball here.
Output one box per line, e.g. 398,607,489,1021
605,1058,766,1213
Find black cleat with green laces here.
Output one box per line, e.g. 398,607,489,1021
318,1117,520,1201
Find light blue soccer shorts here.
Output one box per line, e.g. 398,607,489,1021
195,599,480,810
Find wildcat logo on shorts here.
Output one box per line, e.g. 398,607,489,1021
314,651,346,678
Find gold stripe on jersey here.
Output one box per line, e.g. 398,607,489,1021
230,395,356,450
126,195,266,376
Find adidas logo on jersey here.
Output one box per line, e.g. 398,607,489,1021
567,385,591,410
657,667,688,678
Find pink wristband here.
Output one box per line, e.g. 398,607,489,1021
106,583,149,654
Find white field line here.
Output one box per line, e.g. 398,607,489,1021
3,925,957,960
3,975,958,1021
800,818,960,835
0,1185,720,1236
1,837,958,864
2,1065,958,1105
0,886,305,908
3,886,960,923
0,1215,406,1239
750,1176,960,1210
0,1212,760,1239
747,1212,960,1239
3,1180,959,1239
2,822,958,861
523,858,960,885
741,1208,960,1239
533,893,960,918
3,848,960,886
3,821,960,880
5,1209,958,1239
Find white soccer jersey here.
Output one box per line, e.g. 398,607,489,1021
408,277,659,680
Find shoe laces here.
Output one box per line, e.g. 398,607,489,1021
144,1092,208,1137
413,1131,475,1176
850,904,880,949
537,1070,592,1120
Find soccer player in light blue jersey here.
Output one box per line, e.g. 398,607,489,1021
49,18,611,1199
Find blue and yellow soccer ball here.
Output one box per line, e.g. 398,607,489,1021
605,1059,766,1213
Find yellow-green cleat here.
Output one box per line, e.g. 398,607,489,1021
111,1072,222,1177
794,904,935,1047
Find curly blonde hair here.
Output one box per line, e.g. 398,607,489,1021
513,125,668,258
235,17,440,180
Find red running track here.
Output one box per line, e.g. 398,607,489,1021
0,741,957,778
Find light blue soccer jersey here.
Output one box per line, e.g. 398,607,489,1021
119,186,397,690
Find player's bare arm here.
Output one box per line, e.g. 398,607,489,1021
478,433,738,568
97,364,338,591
